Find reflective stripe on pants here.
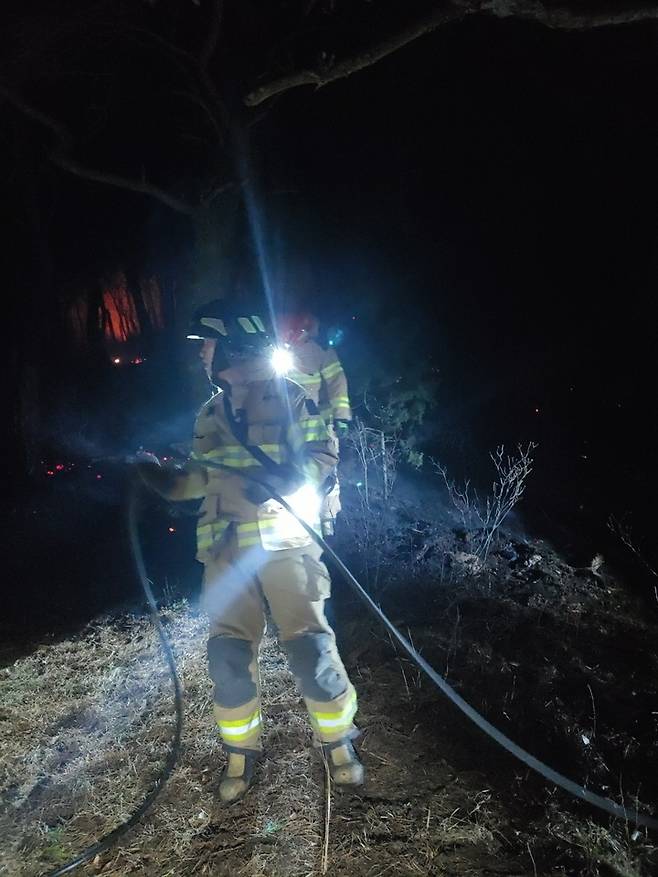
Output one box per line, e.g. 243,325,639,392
203,532,358,749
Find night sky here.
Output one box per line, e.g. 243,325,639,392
259,18,657,551
2,3,656,627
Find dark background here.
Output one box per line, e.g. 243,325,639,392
2,5,656,637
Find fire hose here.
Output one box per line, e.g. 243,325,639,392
43,485,184,876
44,466,657,876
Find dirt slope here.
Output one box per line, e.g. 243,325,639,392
1,561,656,877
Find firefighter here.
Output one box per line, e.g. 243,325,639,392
277,312,352,535
137,301,363,804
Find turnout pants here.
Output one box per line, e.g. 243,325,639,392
320,426,341,535
203,533,357,751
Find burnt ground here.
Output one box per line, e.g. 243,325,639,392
2,517,658,877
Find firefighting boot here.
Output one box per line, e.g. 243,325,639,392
219,748,259,804
321,518,335,537
322,738,365,787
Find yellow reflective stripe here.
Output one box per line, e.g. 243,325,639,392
218,712,262,740
220,709,261,728
301,424,330,441
192,448,221,461
221,458,262,468
301,417,328,441
198,457,283,469
195,444,283,466
291,372,321,386
220,444,282,456
237,534,262,548
237,520,274,548
320,361,343,380
332,396,350,407
193,447,242,462
311,690,357,729
196,519,230,550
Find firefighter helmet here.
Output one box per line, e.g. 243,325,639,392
188,300,270,342
277,312,320,346
188,300,272,371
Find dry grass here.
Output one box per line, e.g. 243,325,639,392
2,600,657,876
546,812,658,877
0,603,323,877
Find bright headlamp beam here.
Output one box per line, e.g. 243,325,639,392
271,346,294,375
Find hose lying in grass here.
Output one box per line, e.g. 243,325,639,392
45,467,657,876
44,482,183,877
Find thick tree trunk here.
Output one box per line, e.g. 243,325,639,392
6,154,63,494
190,197,242,313
20,170,55,478
86,282,105,354
124,262,153,351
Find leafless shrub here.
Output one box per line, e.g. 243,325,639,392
340,418,406,590
347,416,401,505
431,462,476,530
433,442,538,560
608,514,658,604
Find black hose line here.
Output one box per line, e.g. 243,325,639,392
42,466,656,876
43,481,184,877
206,461,658,832
316,522,658,830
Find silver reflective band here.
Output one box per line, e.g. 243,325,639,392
238,317,257,333
200,317,228,336
220,714,262,737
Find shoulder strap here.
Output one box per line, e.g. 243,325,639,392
221,388,286,475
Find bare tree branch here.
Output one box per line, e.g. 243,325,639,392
200,177,236,207
191,0,230,142
174,89,225,145
133,7,229,144
245,3,473,107
129,26,195,67
245,0,658,106
0,81,73,149
481,0,658,30
0,80,195,215
199,0,224,74
51,153,196,215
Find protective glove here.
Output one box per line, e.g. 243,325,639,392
244,463,304,505
135,452,179,497
334,419,350,439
